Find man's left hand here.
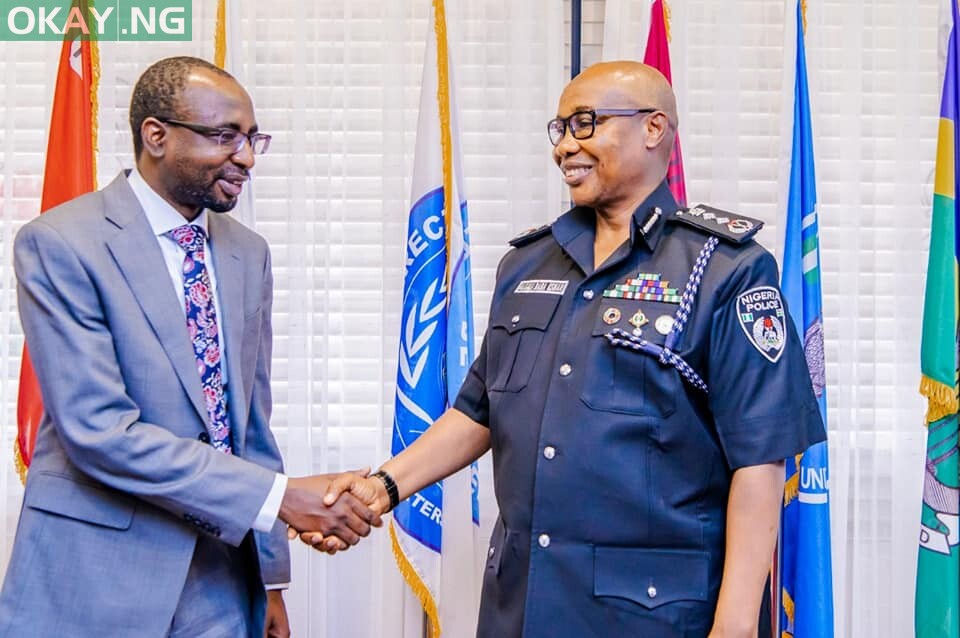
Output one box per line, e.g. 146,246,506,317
265,590,290,638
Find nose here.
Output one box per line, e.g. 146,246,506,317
553,127,580,162
231,137,256,169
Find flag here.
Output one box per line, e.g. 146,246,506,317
916,0,960,635
777,1,834,636
391,1,480,635
643,0,686,206
15,13,98,482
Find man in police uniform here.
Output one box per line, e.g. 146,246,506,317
317,61,825,637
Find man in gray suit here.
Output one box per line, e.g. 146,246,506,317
0,56,378,637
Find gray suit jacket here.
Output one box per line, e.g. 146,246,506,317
0,173,291,637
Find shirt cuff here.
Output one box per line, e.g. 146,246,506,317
253,473,288,533
265,583,290,591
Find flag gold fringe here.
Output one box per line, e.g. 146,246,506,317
662,0,672,43
782,453,803,506
783,470,799,506
920,374,959,424
390,522,441,638
13,440,27,486
800,0,808,34
433,0,454,296
90,37,100,187
781,585,795,630
214,0,227,70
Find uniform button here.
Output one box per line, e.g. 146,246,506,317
538,534,551,548
543,446,556,460
488,546,496,558
198,432,210,443
559,364,572,377
647,585,657,599
511,314,520,324
582,289,594,300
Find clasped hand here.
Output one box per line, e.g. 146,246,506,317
280,469,390,554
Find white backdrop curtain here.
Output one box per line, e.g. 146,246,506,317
0,1,945,636
600,1,940,637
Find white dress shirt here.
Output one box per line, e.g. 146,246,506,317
127,169,287,539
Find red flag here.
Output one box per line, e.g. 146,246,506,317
16,30,98,481
643,0,687,207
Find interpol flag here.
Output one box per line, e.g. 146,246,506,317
777,2,834,636
391,1,480,635
916,1,960,636
16,13,98,482
642,0,686,207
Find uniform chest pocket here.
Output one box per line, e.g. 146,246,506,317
486,293,562,393
581,302,678,417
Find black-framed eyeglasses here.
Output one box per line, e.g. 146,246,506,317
158,118,272,155
547,108,658,146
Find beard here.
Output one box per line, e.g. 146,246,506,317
170,163,247,214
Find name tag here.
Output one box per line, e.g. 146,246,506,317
515,279,568,295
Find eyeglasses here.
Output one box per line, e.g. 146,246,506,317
158,118,272,155
547,108,658,146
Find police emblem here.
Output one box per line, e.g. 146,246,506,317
736,286,786,363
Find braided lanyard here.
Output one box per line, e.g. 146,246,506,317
605,236,720,393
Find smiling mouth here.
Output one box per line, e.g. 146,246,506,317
562,165,592,185
217,176,247,198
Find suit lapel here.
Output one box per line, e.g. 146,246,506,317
208,214,250,455
101,174,209,426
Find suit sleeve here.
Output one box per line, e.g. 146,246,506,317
15,219,276,547
237,247,291,585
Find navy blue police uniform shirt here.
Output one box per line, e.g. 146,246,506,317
454,181,826,638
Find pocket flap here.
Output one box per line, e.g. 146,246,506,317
594,547,709,609
490,292,562,334
25,471,136,530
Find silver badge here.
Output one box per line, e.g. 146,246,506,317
655,315,674,335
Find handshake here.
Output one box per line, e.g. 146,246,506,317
278,469,394,554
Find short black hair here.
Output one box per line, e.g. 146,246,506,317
128,56,234,158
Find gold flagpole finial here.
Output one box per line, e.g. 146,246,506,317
214,0,227,69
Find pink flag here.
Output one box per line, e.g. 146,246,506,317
643,0,687,206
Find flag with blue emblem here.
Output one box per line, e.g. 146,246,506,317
915,1,960,636
390,1,480,636
777,1,834,636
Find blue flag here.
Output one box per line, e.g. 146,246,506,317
390,1,480,635
778,1,835,636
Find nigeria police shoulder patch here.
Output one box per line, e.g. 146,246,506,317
736,286,786,363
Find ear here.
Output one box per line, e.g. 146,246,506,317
643,111,670,150
140,117,168,159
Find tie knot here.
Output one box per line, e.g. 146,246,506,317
170,224,206,254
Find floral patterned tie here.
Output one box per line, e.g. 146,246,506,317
169,224,231,454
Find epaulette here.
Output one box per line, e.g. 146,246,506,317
669,204,763,244
508,223,552,248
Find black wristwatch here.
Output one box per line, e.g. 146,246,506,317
371,470,400,512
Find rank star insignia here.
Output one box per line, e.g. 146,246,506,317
736,285,786,363
602,307,621,325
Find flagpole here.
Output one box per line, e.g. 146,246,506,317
571,0,581,77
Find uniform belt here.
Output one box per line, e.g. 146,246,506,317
605,236,720,393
